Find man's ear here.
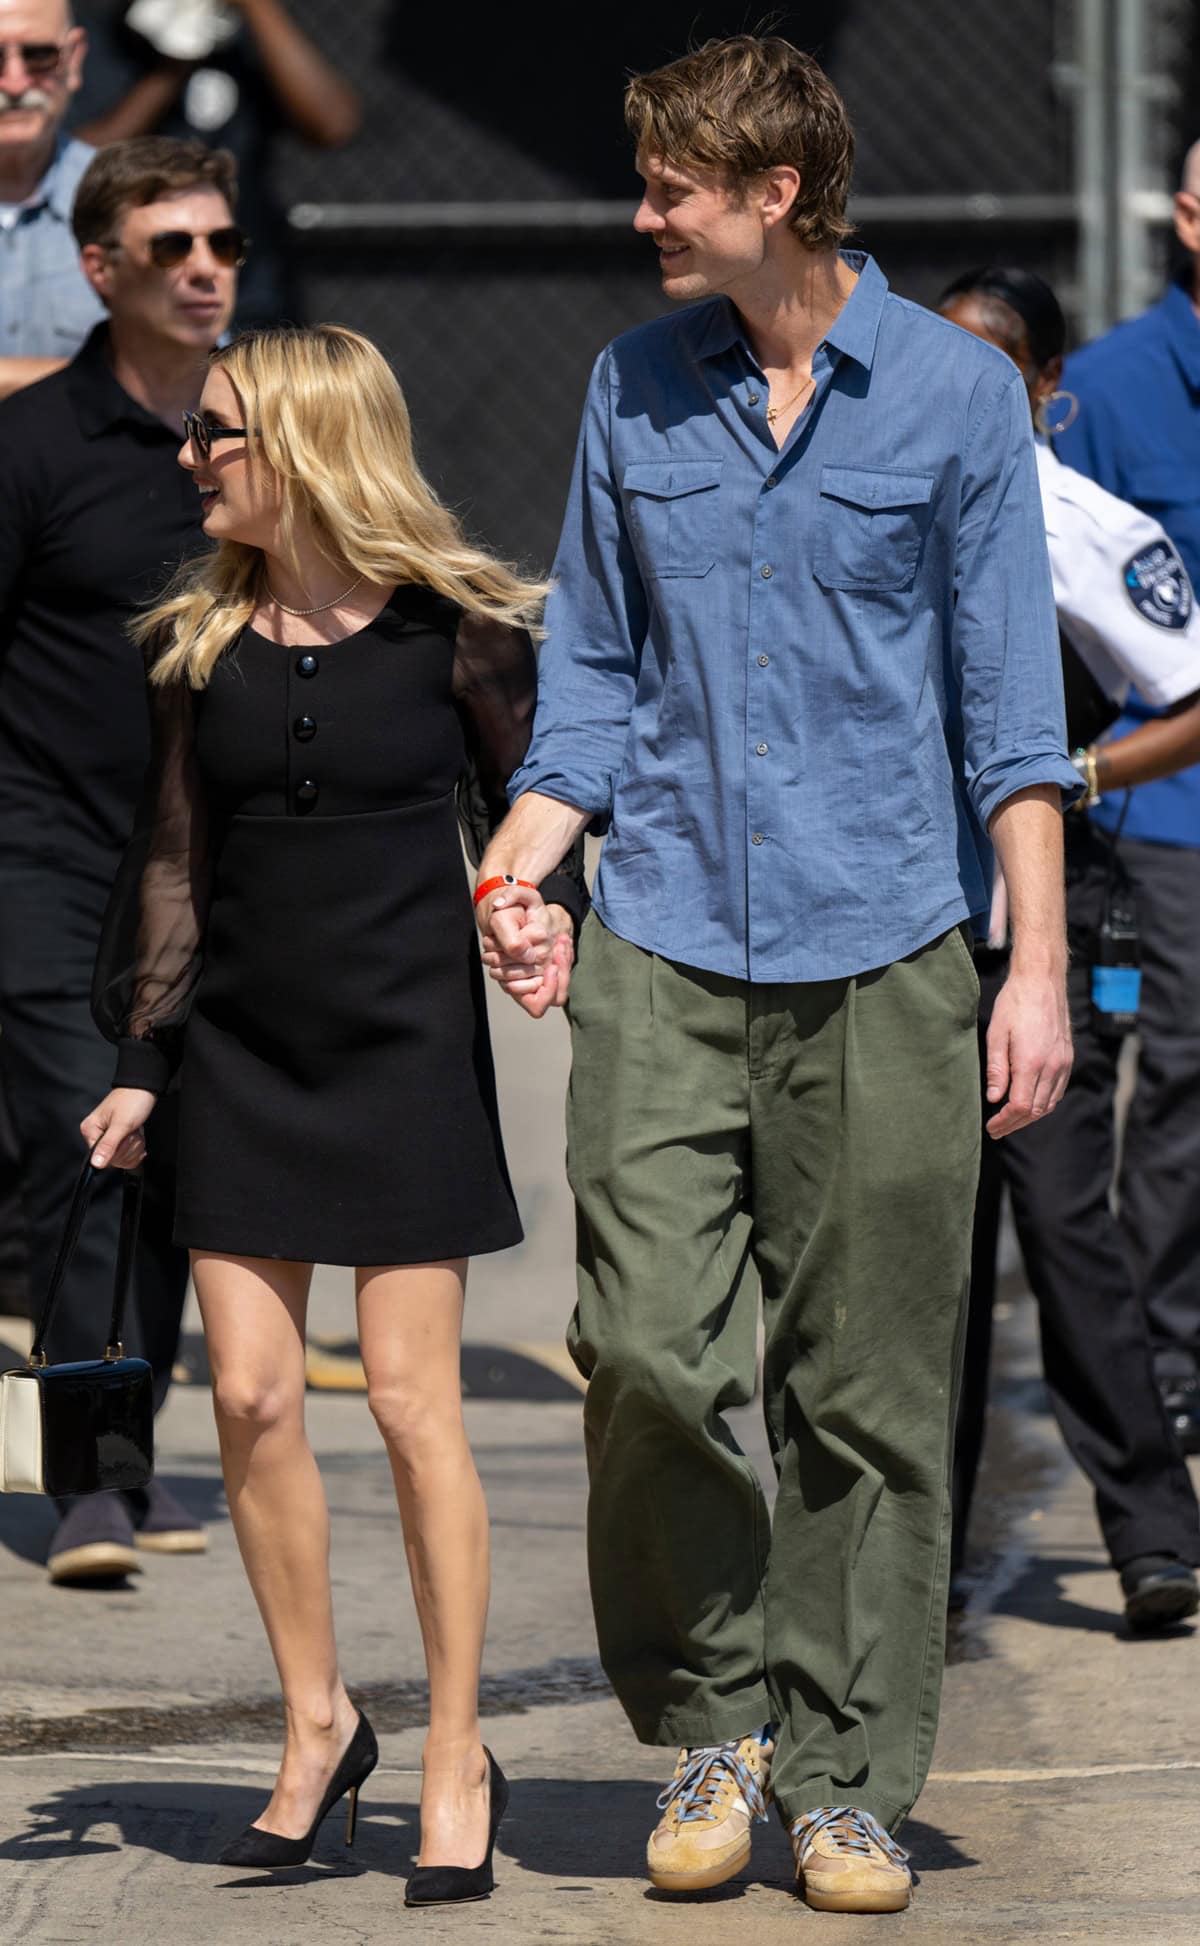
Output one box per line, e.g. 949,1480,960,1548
1174,190,1200,257
64,27,88,97
79,242,114,305
760,166,802,233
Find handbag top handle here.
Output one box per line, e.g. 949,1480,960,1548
27,1153,144,1369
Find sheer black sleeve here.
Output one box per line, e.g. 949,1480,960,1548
451,611,587,929
91,674,212,1094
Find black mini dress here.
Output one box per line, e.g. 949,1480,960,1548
94,586,583,1267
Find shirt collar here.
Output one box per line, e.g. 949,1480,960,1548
691,250,889,372
64,323,174,440
1161,269,1200,389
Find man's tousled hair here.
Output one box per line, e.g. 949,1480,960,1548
625,34,855,252
72,136,238,248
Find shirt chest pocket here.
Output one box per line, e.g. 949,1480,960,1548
814,465,935,592
621,460,723,579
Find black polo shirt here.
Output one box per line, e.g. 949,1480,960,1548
0,323,206,872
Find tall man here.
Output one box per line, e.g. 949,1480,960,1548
1057,141,1200,1448
476,37,1078,1917
0,0,104,397
0,135,239,1581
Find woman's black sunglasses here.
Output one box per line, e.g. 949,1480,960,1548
182,411,250,460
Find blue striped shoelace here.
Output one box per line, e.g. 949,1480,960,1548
657,1741,769,1826
792,1806,909,1868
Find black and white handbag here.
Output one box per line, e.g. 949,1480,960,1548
0,1157,153,1496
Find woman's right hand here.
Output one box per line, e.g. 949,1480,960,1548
80,1088,158,1170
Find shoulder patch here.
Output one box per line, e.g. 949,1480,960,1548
1123,539,1193,630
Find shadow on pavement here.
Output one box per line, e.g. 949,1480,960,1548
990,1552,1197,1641
0,1776,974,1886
0,1470,226,1568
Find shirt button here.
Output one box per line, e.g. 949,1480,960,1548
747,390,760,404
765,475,777,489
758,654,770,667
295,778,319,806
751,832,765,846
295,653,319,677
756,742,769,756
293,715,317,741
760,564,774,580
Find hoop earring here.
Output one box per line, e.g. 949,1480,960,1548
1036,389,1079,436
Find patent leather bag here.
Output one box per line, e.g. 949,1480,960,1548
0,1157,153,1496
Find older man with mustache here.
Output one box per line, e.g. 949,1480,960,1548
0,0,104,399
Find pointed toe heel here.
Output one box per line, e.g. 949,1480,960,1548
217,1708,378,1870
405,1748,509,1908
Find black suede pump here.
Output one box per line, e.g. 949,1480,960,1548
218,1710,379,1868
404,1748,509,1907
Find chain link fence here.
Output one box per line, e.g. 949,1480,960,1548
78,2,1200,567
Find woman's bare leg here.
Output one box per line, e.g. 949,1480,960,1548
356,1259,491,1867
194,1250,359,1837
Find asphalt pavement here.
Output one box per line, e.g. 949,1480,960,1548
1,985,1199,1942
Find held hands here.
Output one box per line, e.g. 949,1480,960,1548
80,1089,157,1170
984,966,1073,1139
477,883,574,1018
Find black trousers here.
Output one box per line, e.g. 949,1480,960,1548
1110,837,1200,1380
0,857,187,1413
954,819,1200,1574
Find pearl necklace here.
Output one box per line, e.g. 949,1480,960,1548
264,572,364,617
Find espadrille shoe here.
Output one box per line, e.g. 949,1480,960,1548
791,1806,912,1913
646,1734,772,1893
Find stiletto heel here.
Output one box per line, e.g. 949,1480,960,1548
405,1746,510,1907
218,1709,379,1868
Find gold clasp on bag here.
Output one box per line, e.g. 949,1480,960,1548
27,1350,46,1369
104,1342,124,1362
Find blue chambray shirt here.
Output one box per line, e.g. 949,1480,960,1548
0,138,106,360
510,253,1080,983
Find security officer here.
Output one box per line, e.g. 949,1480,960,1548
940,265,1200,1632
1056,145,1200,1450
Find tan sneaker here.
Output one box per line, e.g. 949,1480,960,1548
791,1806,912,1913
646,1735,772,1893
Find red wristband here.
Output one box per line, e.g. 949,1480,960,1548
473,873,536,908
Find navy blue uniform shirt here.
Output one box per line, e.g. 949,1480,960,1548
512,254,1078,983
1058,273,1200,848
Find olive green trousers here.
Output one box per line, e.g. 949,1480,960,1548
565,912,981,1831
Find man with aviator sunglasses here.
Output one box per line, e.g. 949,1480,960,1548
0,135,239,1584
0,2,105,393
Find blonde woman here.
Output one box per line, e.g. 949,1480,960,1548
82,324,582,1902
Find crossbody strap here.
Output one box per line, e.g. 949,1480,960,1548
28,1152,144,1368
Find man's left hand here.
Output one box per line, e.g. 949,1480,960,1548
984,966,1073,1138
480,893,575,1019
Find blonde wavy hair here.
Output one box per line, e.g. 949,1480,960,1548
137,324,549,687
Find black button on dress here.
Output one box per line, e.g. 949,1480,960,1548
94,586,585,1267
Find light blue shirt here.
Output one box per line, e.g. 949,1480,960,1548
0,138,106,360
510,253,1080,983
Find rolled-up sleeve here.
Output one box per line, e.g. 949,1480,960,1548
952,364,1083,826
507,349,647,824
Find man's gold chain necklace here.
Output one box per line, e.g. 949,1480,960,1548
766,373,815,425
